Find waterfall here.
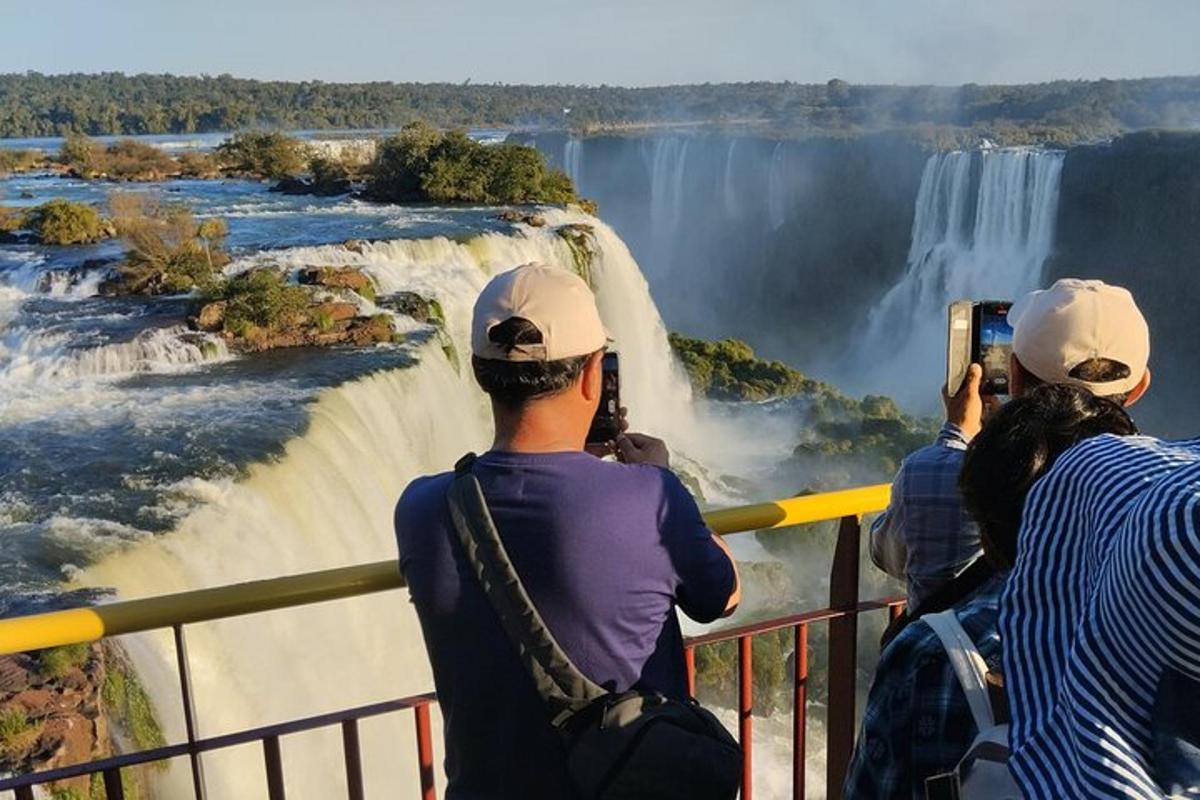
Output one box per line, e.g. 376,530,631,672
78,211,759,799
766,142,789,231
849,148,1064,407
723,139,740,218
643,138,691,280
563,137,583,186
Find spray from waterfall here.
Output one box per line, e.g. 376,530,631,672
848,148,1064,407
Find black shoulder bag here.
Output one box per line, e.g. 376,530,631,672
446,454,741,800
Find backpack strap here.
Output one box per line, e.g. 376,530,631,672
446,453,607,726
923,610,995,733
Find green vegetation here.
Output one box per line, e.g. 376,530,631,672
102,658,166,753
215,131,307,178
215,270,311,338
0,148,42,174
669,334,817,401
59,134,176,180
0,206,25,234
101,139,177,180
109,193,230,294
0,707,33,748
25,200,109,245
364,123,578,204
556,224,597,287
669,332,937,478
3,72,1200,143
39,643,90,679
694,629,790,714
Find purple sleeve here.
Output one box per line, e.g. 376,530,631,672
657,470,736,624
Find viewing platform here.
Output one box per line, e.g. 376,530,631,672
0,484,897,800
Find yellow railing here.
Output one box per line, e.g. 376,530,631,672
0,484,890,656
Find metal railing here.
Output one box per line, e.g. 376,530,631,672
0,483,894,800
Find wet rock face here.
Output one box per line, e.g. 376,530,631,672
0,645,109,797
378,291,445,326
298,266,374,294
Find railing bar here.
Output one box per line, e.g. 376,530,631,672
342,719,365,800
793,623,808,800
103,767,125,800
684,597,902,647
0,484,891,656
415,703,436,800
0,694,437,791
14,786,34,800
263,735,287,800
738,635,753,800
174,624,208,800
684,645,696,698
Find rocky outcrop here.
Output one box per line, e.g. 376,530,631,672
269,176,353,196
232,312,394,353
298,266,375,297
378,291,445,326
0,646,109,796
495,209,547,227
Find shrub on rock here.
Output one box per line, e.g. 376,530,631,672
215,131,307,179
25,200,109,245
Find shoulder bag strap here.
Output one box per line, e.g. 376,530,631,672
923,609,995,733
446,453,607,725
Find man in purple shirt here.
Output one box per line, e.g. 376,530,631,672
395,263,741,799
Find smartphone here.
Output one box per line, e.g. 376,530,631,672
586,352,621,445
946,300,1014,396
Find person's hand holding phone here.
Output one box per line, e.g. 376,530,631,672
943,363,987,441
585,405,629,459
616,432,670,468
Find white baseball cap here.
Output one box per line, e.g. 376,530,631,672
471,263,607,362
1010,278,1150,396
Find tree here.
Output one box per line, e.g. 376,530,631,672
215,132,306,178
26,200,107,245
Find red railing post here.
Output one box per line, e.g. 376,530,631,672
738,635,753,800
793,623,808,800
263,735,286,800
103,767,125,800
342,719,365,800
414,702,436,800
684,645,696,698
890,602,905,623
173,623,208,800
825,514,862,800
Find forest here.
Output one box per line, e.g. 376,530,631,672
2,72,1200,142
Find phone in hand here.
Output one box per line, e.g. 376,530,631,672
946,300,1014,396
586,352,621,446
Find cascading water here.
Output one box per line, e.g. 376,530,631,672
72,210,766,798
847,148,1064,407
562,137,583,186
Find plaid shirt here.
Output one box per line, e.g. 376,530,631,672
870,422,984,609
844,578,1003,800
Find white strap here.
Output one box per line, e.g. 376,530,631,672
923,610,995,733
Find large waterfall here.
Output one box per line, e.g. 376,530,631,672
77,211,761,799
847,148,1065,407
532,133,929,365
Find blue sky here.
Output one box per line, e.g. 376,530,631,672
6,0,1200,86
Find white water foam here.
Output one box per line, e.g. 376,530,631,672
76,214,777,798
849,148,1064,407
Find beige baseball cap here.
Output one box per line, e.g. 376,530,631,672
471,262,607,362
1010,278,1150,396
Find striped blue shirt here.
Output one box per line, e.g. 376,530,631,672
871,422,984,609
1001,434,1200,799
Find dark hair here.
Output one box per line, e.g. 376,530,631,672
471,317,590,406
960,383,1137,570
1021,357,1134,405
